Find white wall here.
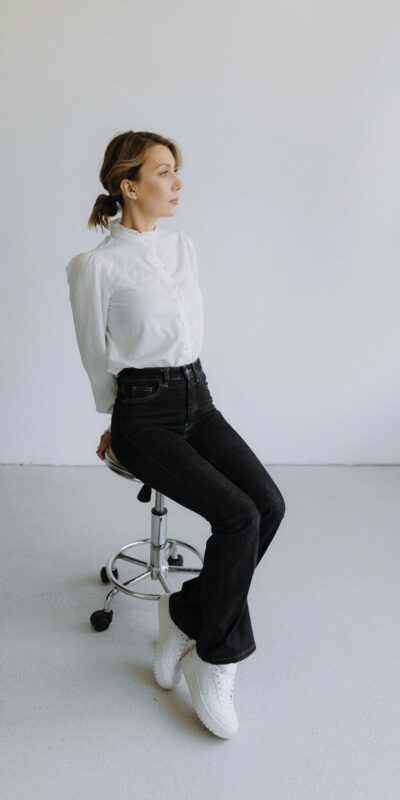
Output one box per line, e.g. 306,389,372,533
1,0,399,465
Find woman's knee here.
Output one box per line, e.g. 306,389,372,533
260,487,286,522
212,496,261,535
271,490,286,521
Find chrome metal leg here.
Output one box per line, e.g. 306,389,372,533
90,459,205,631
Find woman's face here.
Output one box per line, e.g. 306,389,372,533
127,144,183,219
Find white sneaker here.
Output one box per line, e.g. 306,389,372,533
181,646,239,738
153,593,196,689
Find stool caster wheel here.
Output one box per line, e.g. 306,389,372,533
90,609,113,631
100,566,119,583
168,553,184,566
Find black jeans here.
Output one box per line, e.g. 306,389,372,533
110,357,286,665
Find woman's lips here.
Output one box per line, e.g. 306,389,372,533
170,198,179,204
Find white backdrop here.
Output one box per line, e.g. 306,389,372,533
1,0,399,465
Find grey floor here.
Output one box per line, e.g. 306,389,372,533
1,464,399,800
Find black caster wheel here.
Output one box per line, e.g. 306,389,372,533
168,553,184,566
90,609,113,631
100,566,119,583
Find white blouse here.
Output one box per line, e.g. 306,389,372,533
66,219,204,427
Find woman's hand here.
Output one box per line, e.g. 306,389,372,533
96,429,111,461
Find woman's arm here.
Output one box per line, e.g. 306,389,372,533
66,251,117,418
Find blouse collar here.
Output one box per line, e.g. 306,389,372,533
109,220,159,242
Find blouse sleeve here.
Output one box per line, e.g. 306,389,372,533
66,252,117,416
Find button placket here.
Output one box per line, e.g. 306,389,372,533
156,258,192,333
151,248,194,359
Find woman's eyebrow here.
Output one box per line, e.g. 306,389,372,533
154,162,176,169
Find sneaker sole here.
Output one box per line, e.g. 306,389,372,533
181,649,239,739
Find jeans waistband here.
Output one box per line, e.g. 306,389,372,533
116,357,203,385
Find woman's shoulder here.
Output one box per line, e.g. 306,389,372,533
65,243,112,281
172,229,197,260
176,228,195,245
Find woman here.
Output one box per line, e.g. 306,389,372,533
66,130,286,739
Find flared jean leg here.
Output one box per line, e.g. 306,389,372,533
171,502,261,664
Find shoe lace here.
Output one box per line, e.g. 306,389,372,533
211,663,237,704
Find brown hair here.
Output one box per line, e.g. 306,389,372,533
87,130,183,232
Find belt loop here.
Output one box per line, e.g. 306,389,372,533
193,359,201,383
162,366,169,387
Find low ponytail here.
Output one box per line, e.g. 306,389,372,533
88,192,120,232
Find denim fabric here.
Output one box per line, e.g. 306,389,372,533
110,358,286,665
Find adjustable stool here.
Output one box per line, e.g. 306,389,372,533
90,444,204,632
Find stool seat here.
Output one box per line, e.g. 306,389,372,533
105,443,141,480
107,444,121,465
104,445,153,500
89,442,204,632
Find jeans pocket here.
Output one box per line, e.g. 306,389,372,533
119,378,166,404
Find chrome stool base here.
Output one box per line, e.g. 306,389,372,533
90,445,204,632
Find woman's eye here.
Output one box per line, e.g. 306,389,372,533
160,169,179,176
